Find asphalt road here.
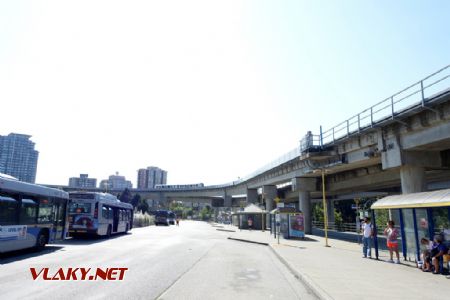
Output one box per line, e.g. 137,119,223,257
0,221,315,300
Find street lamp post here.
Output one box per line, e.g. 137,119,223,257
321,169,330,247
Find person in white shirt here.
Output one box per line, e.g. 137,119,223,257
361,217,374,258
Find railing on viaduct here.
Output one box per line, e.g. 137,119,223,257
236,65,450,185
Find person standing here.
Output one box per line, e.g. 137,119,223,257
247,217,253,231
361,217,374,258
384,220,401,264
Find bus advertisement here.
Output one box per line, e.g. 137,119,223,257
0,173,70,253
68,192,133,237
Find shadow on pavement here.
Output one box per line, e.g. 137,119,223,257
0,246,64,265
291,237,319,242
61,232,130,246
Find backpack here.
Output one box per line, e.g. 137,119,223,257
389,228,398,241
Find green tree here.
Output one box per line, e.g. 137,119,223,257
131,194,141,208
119,188,132,204
136,198,149,214
199,206,212,221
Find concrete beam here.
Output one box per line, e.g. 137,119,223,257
246,189,258,204
291,177,316,192
402,151,441,168
326,168,400,193
401,117,450,151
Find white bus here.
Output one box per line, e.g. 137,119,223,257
0,173,69,253
68,192,133,237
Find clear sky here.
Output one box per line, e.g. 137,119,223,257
1,1,450,186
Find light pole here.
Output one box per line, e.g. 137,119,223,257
321,168,330,247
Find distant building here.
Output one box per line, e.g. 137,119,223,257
137,166,167,189
100,172,132,190
68,174,97,189
0,133,39,183
137,169,147,189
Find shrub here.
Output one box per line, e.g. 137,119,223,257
133,212,155,227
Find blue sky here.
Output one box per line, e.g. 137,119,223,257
1,1,449,186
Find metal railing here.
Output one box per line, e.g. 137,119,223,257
320,65,450,145
239,147,301,183
312,220,359,233
205,65,450,189
300,131,322,152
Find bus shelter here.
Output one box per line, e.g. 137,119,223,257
231,204,267,230
269,207,305,239
371,188,450,262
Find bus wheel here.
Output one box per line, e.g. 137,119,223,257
125,224,129,234
35,231,47,251
106,225,112,238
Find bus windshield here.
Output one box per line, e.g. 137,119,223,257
69,202,92,214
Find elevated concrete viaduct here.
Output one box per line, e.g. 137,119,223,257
46,67,450,233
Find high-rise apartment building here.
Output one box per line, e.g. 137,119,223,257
68,174,97,189
137,166,167,189
99,172,132,190
137,169,147,189
0,133,39,183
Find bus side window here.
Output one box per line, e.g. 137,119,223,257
0,194,19,225
108,207,113,219
102,206,108,219
37,198,54,223
20,198,37,225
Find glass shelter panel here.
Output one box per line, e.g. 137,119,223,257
432,207,450,239
402,209,417,261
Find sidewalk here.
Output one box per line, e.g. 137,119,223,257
224,227,450,300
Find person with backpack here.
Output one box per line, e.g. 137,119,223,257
361,217,374,258
384,220,401,264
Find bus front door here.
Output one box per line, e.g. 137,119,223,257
52,200,66,241
113,208,119,233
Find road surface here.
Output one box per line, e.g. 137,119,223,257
0,221,315,300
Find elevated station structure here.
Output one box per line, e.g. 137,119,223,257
48,65,450,234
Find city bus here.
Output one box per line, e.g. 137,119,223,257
68,192,133,237
0,173,69,253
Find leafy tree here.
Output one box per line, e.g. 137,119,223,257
199,206,212,221
312,202,344,230
182,208,193,219
119,188,132,204
131,194,141,208
136,198,149,214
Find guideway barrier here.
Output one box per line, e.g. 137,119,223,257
227,228,450,300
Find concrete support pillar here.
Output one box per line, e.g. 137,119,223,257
263,185,277,228
292,177,316,234
246,189,258,204
400,165,426,194
299,191,311,234
223,195,232,207
263,185,277,212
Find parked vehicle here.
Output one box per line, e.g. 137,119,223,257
155,210,170,226
168,211,176,225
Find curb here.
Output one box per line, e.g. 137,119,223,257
227,237,269,246
269,244,334,300
216,229,236,232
